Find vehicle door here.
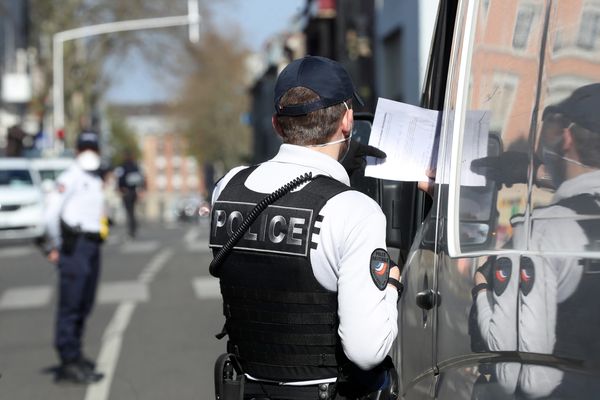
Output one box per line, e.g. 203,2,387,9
431,0,600,398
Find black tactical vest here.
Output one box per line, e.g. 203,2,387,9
209,166,352,382
553,194,600,369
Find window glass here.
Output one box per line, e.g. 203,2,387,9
447,0,600,256
0,169,33,186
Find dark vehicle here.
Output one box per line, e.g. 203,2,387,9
354,1,600,399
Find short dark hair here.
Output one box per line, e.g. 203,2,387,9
275,87,349,146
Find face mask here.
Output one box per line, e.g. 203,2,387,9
77,150,101,171
308,129,353,161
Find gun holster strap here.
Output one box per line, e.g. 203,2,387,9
215,353,244,400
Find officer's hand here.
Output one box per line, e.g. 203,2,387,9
342,140,386,177
470,151,539,188
47,249,60,264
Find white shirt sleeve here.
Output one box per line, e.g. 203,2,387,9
317,191,398,370
44,170,74,249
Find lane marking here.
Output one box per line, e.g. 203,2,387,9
120,241,159,254
192,277,221,299
84,247,173,400
184,226,200,244
84,301,136,400
97,281,149,304
138,248,173,284
0,286,52,310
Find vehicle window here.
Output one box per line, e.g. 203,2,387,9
39,169,61,181
445,0,600,256
0,169,34,187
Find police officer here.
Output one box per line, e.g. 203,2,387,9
45,131,105,384
473,84,600,397
114,149,144,239
209,56,402,399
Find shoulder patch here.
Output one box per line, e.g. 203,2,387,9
57,183,66,193
370,248,390,290
493,257,512,296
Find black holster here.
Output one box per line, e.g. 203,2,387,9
60,220,79,255
214,353,244,400
339,356,399,400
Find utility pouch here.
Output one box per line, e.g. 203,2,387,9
60,220,79,255
214,353,244,400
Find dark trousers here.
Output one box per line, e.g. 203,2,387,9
123,191,137,238
55,237,101,363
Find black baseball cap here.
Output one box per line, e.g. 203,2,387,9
543,83,600,133
274,56,364,116
76,131,100,151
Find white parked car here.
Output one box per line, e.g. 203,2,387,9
30,157,74,193
0,158,45,240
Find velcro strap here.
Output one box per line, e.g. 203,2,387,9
228,306,336,325
227,326,337,346
221,285,337,305
239,348,338,367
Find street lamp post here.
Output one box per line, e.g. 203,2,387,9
51,1,200,151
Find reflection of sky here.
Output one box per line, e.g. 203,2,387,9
105,0,304,104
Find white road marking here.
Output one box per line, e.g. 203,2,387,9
184,226,200,244
120,240,159,254
192,277,221,299
0,245,34,258
84,301,136,400
84,248,173,400
0,286,52,310
138,248,173,284
97,281,148,304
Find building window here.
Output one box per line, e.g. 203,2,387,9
576,11,600,50
512,4,536,49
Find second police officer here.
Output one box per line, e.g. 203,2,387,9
45,131,106,384
209,56,403,399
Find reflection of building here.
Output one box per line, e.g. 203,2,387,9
247,0,439,162
114,104,204,221
470,0,600,148
465,0,600,236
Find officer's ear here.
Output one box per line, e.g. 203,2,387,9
272,114,285,139
562,125,575,153
341,108,353,138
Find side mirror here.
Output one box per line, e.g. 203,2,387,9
458,134,502,250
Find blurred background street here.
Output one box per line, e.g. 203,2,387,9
0,220,223,399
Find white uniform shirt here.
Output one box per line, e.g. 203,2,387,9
45,163,105,248
212,144,398,372
476,169,600,397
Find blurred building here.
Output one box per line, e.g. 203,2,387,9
246,0,439,163
113,103,205,222
0,0,35,155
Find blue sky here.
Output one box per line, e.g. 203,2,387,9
105,0,304,104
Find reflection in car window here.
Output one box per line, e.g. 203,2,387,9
447,0,600,255
0,169,34,186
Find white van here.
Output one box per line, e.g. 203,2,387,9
374,1,600,398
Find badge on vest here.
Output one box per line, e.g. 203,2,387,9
370,249,391,290
209,201,313,256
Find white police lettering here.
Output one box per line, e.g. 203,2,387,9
209,201,313,256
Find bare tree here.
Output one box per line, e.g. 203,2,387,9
174,27,252,171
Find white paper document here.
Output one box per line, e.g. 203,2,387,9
365,98,439,182
365,98,491,186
